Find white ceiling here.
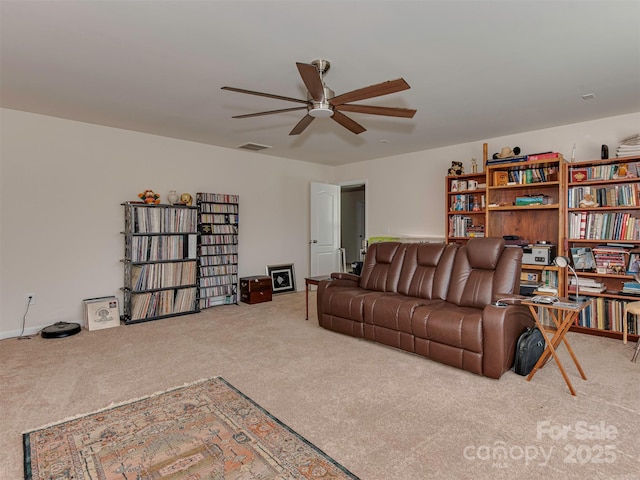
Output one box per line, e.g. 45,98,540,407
2,1,639,166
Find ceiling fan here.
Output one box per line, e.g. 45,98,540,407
221,59,417,135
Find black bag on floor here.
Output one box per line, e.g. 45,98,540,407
512,327,546,376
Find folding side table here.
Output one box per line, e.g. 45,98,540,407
522,298,589,396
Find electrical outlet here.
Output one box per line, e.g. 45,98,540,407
25,293,36,306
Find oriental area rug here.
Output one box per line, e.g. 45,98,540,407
23,377,359,479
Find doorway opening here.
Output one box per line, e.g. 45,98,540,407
340,182,366,272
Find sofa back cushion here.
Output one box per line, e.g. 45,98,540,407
446,237,522,308
359,242,407,292
397,243,458,299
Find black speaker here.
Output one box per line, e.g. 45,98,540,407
601,144,609,159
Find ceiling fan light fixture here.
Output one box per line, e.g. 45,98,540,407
308,105,334,118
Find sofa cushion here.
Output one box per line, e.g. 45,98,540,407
363,293,445,332
417,306,483,353
358,242,407,292
397,243,458,299
446,237,521,309
321,286,381,323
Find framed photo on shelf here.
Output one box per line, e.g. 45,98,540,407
266,263,296,294
627,252,640,274
570,247,596,271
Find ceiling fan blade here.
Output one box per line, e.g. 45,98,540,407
330,78,410,106
335,104,417,118
221,86,309,105
296,62,325,102
232,106,308,119
289,114,315,135
332,110,366,134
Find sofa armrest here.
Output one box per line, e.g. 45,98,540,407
492,293,529,306
331,272,361,282
316,275,361,323
481,304,535,379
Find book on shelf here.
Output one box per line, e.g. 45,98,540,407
591,245,630,274
486,152,562,165
568,184,640,209
527,152,562,161
536,286,558,295
570,168,589,183
569,276,606,293
486,155,529,165
570,276,604,287
622,282,640,294
578,297,639,335
567,162,640,182
571,285,607,294
492,171,509,186
568,212,640,241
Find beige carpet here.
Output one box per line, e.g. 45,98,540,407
1,291,639,479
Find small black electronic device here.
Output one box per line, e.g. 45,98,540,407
41,321,81,339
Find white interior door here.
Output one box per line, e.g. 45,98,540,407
310,182,340,276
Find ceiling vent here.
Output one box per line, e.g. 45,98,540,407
237,142,272,152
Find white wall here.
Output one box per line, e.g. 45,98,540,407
2,109,638,338
0,109,334,338
335,113,640,240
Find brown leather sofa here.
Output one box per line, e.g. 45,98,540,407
316,237,534,379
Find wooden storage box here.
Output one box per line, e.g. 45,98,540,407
240,276,272,304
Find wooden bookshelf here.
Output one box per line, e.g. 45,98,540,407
565,155,640,341
445,171,486,244
485,157,566,297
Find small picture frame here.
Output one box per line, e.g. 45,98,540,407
627,252,640,274
521,272,539,282
570,247,596,271
266,263,296,294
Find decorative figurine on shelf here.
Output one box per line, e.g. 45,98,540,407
138,189,160,204
167,190,179,205
614,163,637,179
179,193,193,206
579,193,598,208
448,161,464,176
471,157,478,173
